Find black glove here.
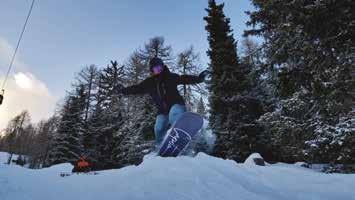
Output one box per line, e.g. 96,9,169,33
198,70,211,82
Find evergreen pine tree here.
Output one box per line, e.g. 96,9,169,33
90,61,125,170
204,0,262,161
246,0,354,164
75,65,99,155
47,86,85,165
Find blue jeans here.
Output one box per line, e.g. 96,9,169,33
154,104,186,145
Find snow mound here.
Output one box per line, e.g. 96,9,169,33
244,152,266,166
0,151,18,164
294,162,310,168
0,152,355,200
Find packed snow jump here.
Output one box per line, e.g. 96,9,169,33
0,0,353,199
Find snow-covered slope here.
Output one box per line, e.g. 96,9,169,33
0,151,19,165
0,152,354,200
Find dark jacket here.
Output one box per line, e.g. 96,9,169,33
122,67,202,114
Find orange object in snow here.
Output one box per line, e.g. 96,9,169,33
77,157,90,168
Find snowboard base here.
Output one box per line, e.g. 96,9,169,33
158,112,204,157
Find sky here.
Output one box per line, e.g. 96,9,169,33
0,0,255,130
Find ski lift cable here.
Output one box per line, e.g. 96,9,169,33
1,0,36,93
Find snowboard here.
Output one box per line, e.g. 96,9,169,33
158,112,204,157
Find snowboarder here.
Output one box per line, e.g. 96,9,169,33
118,57,209,147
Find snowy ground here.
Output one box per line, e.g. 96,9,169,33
1,152,354,200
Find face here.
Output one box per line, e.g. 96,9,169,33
151,65,164,75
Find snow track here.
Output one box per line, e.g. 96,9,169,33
0,152,354,200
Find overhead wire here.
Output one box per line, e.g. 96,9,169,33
1,0,36,94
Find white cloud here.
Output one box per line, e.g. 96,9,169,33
15,72,33,89
0,37,56,130
0,72,56,131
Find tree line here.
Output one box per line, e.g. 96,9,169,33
0,37,208,169
1,0,353,172
205,0,353,172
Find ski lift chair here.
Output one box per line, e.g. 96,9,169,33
0,90,4,105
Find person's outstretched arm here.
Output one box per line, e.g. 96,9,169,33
176,70,210,85
119,79,149,95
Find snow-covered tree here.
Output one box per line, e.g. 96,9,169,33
204,0,263,162
31,116,59,168
74,65,99,154
2,111,31,164
89,61,126,170
47,86,86,165
245,0,354,165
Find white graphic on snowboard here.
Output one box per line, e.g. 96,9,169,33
160,127,192,156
